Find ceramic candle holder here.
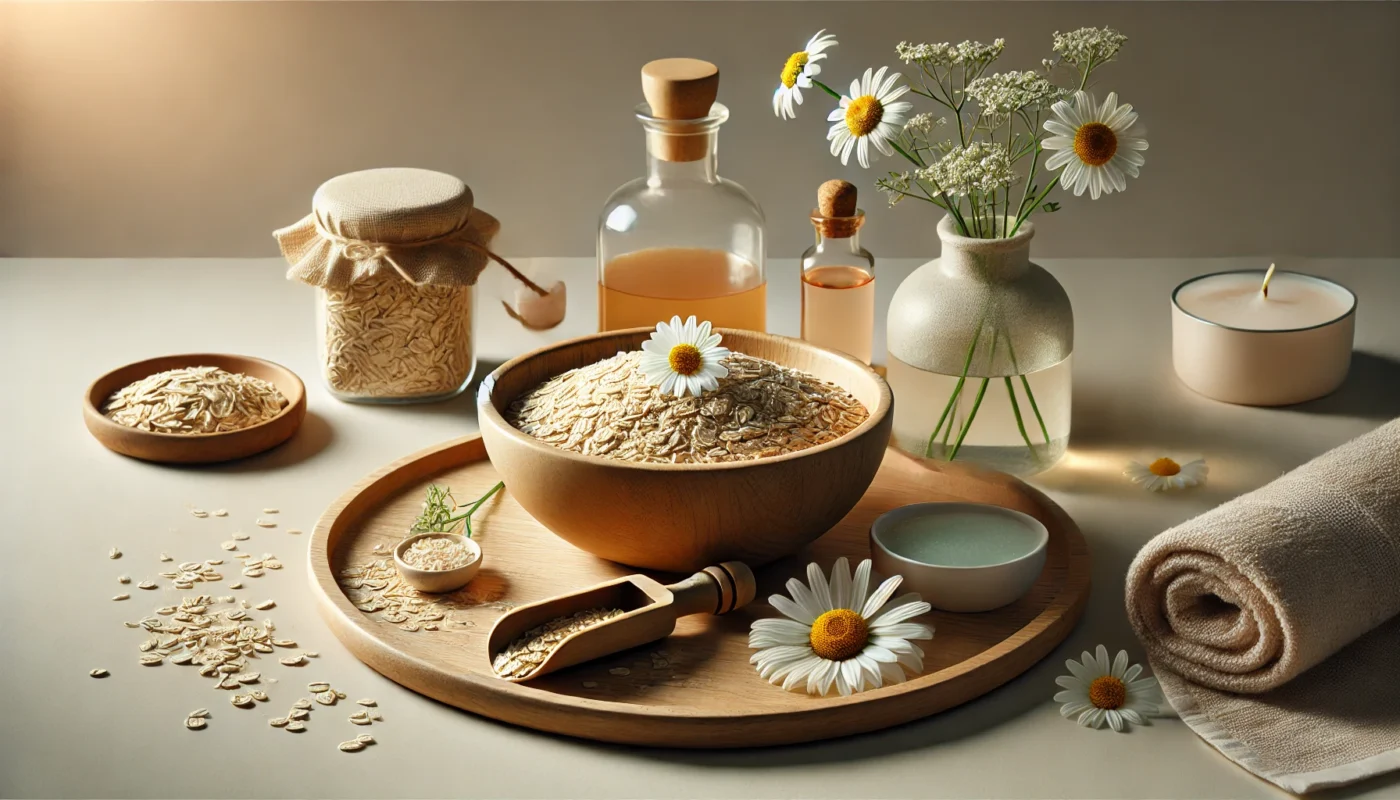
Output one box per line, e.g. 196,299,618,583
1172,270,1356,406
869,502,1048,613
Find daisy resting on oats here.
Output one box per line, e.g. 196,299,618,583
1124,457,1207,492
827,67,913,168
773,30,838,121
749,558,933,696
1042,90,1148,200
638,316,729,398
1055,645,1161,731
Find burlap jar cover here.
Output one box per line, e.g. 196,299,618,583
274,168,559,401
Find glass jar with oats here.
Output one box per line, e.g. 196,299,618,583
276,168,562,403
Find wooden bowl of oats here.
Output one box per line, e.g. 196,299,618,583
477,328,893,572
83,353,307,464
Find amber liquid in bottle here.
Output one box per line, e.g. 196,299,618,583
801,265,875,364
599,247,767,331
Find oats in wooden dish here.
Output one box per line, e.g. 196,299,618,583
506,352,868,464
104,366,287,434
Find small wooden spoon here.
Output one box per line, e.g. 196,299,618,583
487,562,755,682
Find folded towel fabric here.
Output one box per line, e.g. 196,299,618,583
1126,418,1400,794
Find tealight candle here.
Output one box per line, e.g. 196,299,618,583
1172,269,1356,406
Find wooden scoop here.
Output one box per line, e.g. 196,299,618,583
487,562,755,682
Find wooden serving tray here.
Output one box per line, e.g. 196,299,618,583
309,436,1090,748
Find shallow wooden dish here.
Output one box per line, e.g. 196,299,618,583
309,436,1091,748
83,353,307,464
477,328,894,571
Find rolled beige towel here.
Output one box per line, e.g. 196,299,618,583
1127,418,1400,792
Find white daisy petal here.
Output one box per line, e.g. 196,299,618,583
861,575,903,618
784,578,822,621
1123,664,1143,683
1053,690,1081,704
1055,675,1086,690
841,658,863,694
856,137,871,168
1107,710,1125,732
1060,702,1091,719
1044,119,1077,138
806,562,834,612
1111,650,1129,680
829,557,852,610
1065,657,1095,683
869,600,931,628
840,136,856,166
750,617,813,637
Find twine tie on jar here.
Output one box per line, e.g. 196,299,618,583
312,218,549,298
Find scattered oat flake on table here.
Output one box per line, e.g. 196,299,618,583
269,717,289,728
287,529,303,535
256,519,277,528
191,509,209,518
307,683,329,693
113,593,130,601
232,532,250,541
189,708,209,718
609,667,630,676
286,720,306,732
338,740,365,753
356,734,374,745
229,582,242,589
90,668,109,678
255,600,275,610
280,655,305,667
262,508,279,514
138,581,156,590
185,716,207,730
118,575,131,584
159,553,173,562
356,699,376,707
109,548,122,559
139,655,163,665
221,542,237,551
214,509,228,517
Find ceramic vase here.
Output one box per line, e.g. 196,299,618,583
885,216,1073,476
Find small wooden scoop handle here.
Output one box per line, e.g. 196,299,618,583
667,561,756,618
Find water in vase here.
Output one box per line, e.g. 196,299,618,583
887,354,1071,476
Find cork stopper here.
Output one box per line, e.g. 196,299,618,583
813,180,864,238
641,58,719,162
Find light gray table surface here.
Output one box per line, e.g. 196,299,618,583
2,257,1398,800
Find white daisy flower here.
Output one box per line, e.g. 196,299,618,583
749,558,934,697
773,30,838,121
1123,457,1208,492
638,315,730,398
1055,645,1161,732
826,67,914,168
1042,91,1148,199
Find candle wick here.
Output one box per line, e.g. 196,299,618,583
1260,263,1277,299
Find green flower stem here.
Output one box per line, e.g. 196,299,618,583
1002,333,1052,446
946,378,989,462
1003,377,1041,461
443,480,504,538
811,79,843,101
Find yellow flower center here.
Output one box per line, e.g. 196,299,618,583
1088,675,1127,710
1149,458,1181,477
845,95,884,138
780,51,809,89
809,608,868,661
1073,121,1118,166
668,343,702,376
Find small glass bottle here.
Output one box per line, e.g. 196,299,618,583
597,58,766,332
801,180,875,364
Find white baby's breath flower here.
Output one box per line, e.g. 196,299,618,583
967,70,1063,114
1053,27,1128,67
826,67,913,168
1055,645,1161,732
897,39,1005,70
1042,90,1148,199
919,141,1020,197
902,112,947,135
638,315,729,397
773,30,839,121
749,558,934,697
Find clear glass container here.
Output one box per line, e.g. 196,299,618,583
316,272,476,404
801,211,875,364
597,102,766,332
886,216,1072,476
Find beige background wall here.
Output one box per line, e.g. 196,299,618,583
3,1,1398,259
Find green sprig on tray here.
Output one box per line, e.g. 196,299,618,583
410,482,504,538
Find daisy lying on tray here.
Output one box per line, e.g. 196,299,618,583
748,558,933,697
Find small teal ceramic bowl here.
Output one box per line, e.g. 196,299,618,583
870,502,1048,613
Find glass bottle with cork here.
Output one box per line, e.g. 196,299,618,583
597,58,766,332
801,179,875,364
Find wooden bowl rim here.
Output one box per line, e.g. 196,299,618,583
477,327,894,472
83,353,307,442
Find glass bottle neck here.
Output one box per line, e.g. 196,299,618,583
811,228,863,253
646,130,719,185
